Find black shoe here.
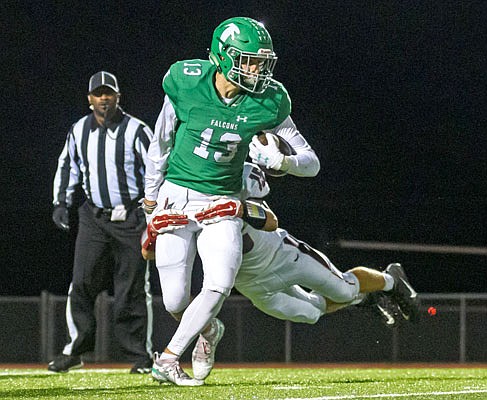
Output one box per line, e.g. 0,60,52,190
48,354,83,373
130,358,153,374
361,292,400,328
385,263,420,323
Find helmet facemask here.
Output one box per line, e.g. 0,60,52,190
225,47,277,93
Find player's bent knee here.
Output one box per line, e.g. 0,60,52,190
163,295,191,315
326,271,360,303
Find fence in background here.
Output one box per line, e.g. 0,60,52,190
1,292,486,364
337,240,487,256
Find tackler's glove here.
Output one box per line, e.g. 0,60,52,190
141,208,189,254
249,133,285,171
140,229,155,261
195,198,242,224
52,203,70,231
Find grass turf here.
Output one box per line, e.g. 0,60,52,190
1,366,486,400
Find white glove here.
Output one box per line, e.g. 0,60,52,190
249,133,285,170
195,198,242,224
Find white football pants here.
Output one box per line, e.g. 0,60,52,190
236,234,360,324
154,180,242,355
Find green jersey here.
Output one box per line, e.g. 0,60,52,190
163,59,291,194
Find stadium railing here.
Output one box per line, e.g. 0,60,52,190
0,292,486,363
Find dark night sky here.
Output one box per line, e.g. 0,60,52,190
2,1,486,296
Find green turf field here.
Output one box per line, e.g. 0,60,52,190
1,366,486,400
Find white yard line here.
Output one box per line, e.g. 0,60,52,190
281,389,487,400
0,368,125,375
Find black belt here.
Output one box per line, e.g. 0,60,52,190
96,207,114,217
87,199,140,217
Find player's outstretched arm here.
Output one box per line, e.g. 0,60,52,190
244,199,277,231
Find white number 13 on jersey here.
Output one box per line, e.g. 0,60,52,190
193,128,241,162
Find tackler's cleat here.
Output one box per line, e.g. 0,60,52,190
361,292,400,328
385,263,420,323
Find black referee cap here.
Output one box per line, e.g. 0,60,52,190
89,71,119,93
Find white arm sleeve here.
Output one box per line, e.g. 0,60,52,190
264,116,320,177
144,95,178,201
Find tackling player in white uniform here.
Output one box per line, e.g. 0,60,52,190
195,163,419,326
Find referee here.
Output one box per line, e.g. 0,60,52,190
50,71,154,374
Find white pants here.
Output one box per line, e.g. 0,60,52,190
235,232,360,324
155,180,243,314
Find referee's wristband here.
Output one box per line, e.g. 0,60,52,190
242,200,267,229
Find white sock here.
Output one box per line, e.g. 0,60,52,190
383,272,394,291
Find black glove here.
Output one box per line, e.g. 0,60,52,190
52,203,70,231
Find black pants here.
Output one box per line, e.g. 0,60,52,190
63,201,152,363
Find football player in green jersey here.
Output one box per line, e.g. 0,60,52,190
144,17,320,385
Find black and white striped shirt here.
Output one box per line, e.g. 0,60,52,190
53,108,153,209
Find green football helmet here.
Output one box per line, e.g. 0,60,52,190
209,17,277,94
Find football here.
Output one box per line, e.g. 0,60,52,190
257,133,296,177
